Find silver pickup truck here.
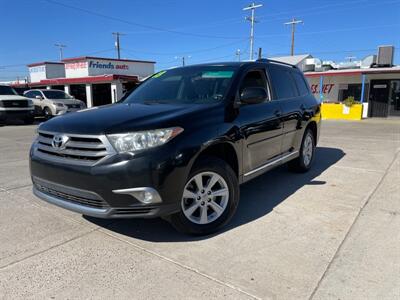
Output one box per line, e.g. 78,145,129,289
0,85,35,125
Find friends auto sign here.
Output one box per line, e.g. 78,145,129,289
65,59,132,78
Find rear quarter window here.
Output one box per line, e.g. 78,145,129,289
267,65,298,99
291,72,310,96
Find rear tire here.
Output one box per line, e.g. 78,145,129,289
169,157,239,235
288,128,315,173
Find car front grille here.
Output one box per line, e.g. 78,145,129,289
66,104,81,109
2,100,29,108
36,131,116,166
33,178,109,209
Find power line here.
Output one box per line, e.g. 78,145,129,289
44,0,244,40
284,18,303,56
243,2,263,60
121,39,248,56
0,48,115,69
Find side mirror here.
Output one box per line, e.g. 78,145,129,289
240,87,268,104
35,95,43,100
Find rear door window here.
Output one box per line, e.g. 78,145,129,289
267,65,298,99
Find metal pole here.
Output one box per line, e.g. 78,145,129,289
250,7,255,60
284,18,303,56
112,32,125,59
319,76,324,102
290,22,295,56
244,3,263,61
360,74,366,103
54,44,66,61
116,34,121,59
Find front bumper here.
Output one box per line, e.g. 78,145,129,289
0,108,34,120
55,108,81,115
30,140,189,219
32,180,178,218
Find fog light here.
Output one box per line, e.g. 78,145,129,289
112,187,162,204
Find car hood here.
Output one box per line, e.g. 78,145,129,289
38,102,218,135
0,95,28,101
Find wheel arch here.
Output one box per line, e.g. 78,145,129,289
305,120,318,144
190,141,240,178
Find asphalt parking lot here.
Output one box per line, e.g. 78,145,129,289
0,119,399,299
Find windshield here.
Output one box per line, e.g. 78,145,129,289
42,90,72,100
123,66,237,105
0,86,18,96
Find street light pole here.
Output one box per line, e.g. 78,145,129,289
243,2,263,61
284,18,303,56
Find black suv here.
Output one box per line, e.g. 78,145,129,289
30,60,321,235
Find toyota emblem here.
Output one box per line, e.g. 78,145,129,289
51,134,69,151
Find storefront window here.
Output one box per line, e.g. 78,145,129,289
338,83,369,102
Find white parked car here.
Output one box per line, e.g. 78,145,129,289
0,85,35,125
24,89,86,118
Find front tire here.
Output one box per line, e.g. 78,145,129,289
288,128,315,173
169,157,239,235
43,107,52,120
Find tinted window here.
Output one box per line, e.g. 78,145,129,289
25,91,35,98
0,86,17,95
292,72,310,96
42,90,71,100
268,65,298,99
124,66,237,105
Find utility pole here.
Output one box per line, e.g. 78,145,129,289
243,2,263,61
112,32,125,59
236,49,241,61
175,56,191,66
54,43,67,61
345,56,356,62
284,18,303,56
258,47,262,59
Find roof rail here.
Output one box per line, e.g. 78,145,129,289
256,58,297,69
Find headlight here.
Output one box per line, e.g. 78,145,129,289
27,99,34,107
55,103,65,108
107,127,183,153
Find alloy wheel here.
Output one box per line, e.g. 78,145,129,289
302,133,314,166
181,171,229,225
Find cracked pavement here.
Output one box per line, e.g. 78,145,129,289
0,119,399,299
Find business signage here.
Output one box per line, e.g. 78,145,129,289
29,66,45,73
65,62,88,70
310,84,335,94
88,61,129,70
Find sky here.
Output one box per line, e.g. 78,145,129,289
1,0,399,81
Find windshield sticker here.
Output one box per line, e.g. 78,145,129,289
152,70,167,78
202,71,234,78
